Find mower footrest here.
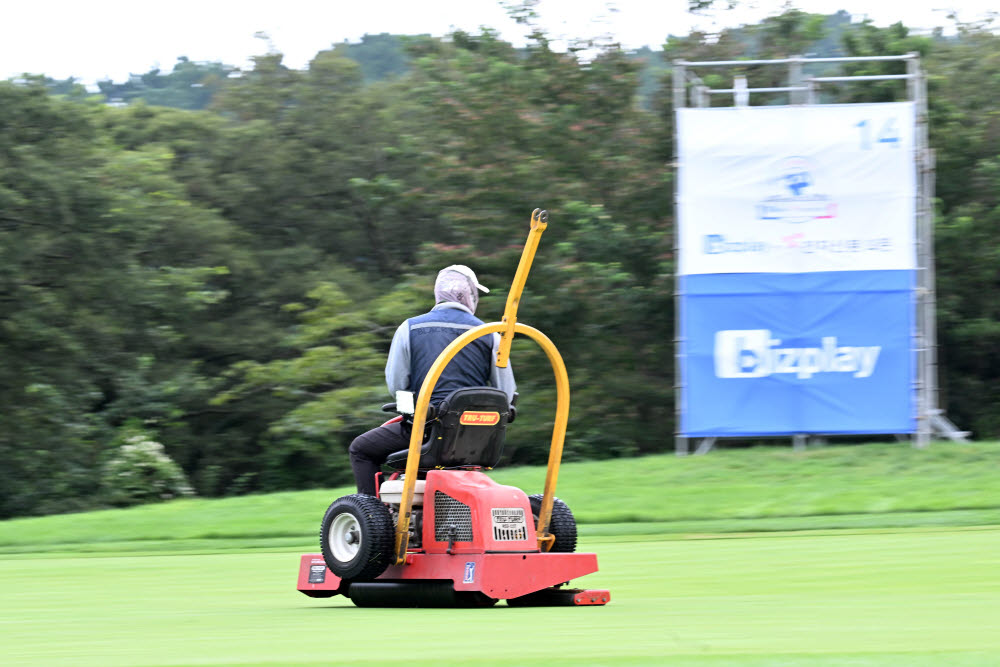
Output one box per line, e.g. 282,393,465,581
506,587,611,607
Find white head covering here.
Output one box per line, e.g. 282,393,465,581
440,265,489,293
435,265,488,313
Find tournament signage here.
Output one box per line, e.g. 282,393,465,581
677,103,917,436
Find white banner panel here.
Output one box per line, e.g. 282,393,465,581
678,103,916,275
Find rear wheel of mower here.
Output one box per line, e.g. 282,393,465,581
320,494,394,581
528,494,577,553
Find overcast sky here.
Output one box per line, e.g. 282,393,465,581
1,0,996,85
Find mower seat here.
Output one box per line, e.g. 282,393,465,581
385,386,510,470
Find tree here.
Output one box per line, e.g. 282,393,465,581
920,23,1000,436
96,59,236,110
8,12,1000,519
212,280,399,489
0,81,245,516
340,33,412,82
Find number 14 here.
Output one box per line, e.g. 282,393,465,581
856,118,900,149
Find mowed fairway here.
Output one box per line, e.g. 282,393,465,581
5,446,1000,666
4,527,1000,666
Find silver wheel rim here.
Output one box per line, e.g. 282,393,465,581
328,512,362,563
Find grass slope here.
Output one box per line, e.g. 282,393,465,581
2,441,999,555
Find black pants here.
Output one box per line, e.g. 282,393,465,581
348,420,410,495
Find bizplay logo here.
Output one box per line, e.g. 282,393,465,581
714,330,881,379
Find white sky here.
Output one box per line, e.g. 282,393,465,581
1,1,996,85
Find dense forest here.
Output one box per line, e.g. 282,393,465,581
3,9,1000,518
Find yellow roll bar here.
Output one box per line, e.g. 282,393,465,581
393,209,567,564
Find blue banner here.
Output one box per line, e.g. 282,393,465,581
679,271,915,436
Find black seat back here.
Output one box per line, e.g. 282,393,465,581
385,387,510,470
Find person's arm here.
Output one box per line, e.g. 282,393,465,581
384,321,410,396
489,332,517,403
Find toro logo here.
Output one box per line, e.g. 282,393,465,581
459,411,501,426
714,329,880,380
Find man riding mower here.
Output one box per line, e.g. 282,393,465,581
296,209,609,608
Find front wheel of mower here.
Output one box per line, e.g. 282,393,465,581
528,494,577,553
320,494,394,581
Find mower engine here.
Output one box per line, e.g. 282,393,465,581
378,478,424,550
380,471,536,557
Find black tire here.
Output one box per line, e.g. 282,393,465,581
320,494,395,581
528,494,577,553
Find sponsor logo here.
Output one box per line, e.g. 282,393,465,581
714,329,881,379
704,234,769,255
460,411,501,426
702,234,892,256
757,156,837,223
463,561,476,584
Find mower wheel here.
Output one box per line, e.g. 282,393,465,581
528,494,578,553
320,494,395,581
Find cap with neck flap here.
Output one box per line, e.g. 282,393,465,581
439,264,489,293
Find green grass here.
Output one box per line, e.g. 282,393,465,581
2,441,1000,555
2,529,999,665
3,442,1000,665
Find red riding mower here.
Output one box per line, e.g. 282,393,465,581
296,209,609,607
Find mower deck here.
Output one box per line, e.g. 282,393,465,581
297,552,609,607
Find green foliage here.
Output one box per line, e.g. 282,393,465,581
918,26,1000,436
210,279,395,491
5,13,1000,518
93,58,237,110
0,80,245,517
838,21,932,103
101,427,194,506
688,0,740,12
338,33,412,82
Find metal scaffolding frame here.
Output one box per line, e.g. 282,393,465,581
671,54,969,455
